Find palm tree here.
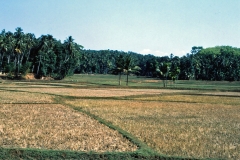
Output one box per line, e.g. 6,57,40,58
35,35,49,77
63,36,83,76
23,33,36,63
64,36,76,60
190,46,203,80
124,54,141,86
0,30,8,73
157,62,171,87
169,54,180,83
13,27,25,76
5,32,15,64
113,54,125,85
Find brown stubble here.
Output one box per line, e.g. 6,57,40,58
66,98,240,159
7,87,188,97
0,104,137,152
0,90,53,103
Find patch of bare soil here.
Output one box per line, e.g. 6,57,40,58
24,73,35,80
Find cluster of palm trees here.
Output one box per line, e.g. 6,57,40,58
111,54,141,86
0,28,83,79
1,28,240,82
179,46,240,81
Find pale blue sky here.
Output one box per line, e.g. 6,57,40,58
1,0,239,57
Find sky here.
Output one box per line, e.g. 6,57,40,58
0,0,240,57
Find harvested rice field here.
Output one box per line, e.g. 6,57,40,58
6,87,192,97
0,90,54,103
0,104,137,152
0,83,138,153
0,79,240,159
2,81,240,97
66,97,240,159
133,94,240,105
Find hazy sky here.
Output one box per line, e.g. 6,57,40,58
1,0,239,57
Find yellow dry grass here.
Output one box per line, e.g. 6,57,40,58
1,82,239,158
4,87,188,97
0,104,137,152
66,97,240,159
0,90,53,103
134,94,240,105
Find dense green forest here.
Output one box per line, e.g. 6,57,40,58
1,28,240,81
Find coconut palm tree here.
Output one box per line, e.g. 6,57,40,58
63,36,83,76
0,29,8,73
13,27,25,76
124,54,141,86
23,33,36,63
113,54,125,85
157,62,171,87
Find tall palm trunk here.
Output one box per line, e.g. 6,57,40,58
126,71,129,86
7,54,10,64
17,54,20,76
37,55,41,76
118,72,122,85
0,53,2,72
20,53,24,65
26,49,31,62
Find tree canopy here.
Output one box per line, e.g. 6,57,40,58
1,28,240,81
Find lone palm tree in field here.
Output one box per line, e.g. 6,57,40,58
157,62,170,87
124,54,141,86
115,54,125,85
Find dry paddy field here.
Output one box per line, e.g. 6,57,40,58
0,89,137,152
5,86,190,97
64,92,240,159
0,82,240,159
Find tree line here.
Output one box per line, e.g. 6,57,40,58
1,28,240,82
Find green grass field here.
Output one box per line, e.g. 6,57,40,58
0,74,239,159
64,74,240,91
